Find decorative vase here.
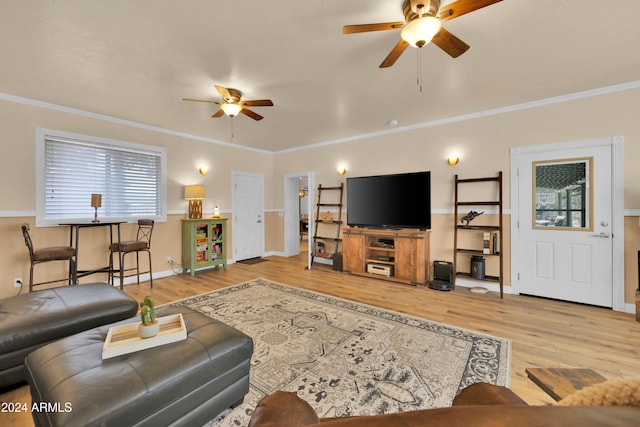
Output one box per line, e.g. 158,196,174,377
138,322,159,339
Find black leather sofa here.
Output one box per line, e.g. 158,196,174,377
0,283,138,389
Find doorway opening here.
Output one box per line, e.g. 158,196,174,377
284,172,315,269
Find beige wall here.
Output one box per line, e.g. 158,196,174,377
273,88,640,306
0,100,275,213
0,99,272,299
2,87,639,307
265,211,284,253
273,89,640,208
624,216,640,304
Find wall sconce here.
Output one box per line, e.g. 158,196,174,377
199,166,208,175
338,166,347,176
448,153,460,166
184,185,206,219
90,193,102,223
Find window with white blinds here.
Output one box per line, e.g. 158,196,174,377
36,129,167,225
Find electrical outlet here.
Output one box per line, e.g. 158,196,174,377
166,256,172,264
13,278,22,288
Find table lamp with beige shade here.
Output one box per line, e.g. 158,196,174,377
91,193,102,222
184,185,205,219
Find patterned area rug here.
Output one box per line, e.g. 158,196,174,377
172,278,511,426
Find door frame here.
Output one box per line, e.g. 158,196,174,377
284,171,315,269
232,171,265,262
510,136,625,311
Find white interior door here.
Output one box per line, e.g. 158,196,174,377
514,143,613,307
233,172,264,261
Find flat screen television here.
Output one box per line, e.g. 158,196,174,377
346,171,431,230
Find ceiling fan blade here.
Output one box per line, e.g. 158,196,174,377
215,85,232,101
240,107,264,121
182,98,220,104
379,39,409,68
438,0,502,22
211,109,225,118
242,99,274,107
343,22,404,34
431,27,470,58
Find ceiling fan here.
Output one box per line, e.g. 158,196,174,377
182,85,273,121
343,0,502,68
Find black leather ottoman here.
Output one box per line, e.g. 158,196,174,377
25,305,254,427
0,283,138,389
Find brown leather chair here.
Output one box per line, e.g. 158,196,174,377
21,223,77,292
248,384,640,427
108,219,154,289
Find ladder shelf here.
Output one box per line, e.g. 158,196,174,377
453,172,504,298
311,183,344,267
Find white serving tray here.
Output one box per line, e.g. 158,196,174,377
102,313,187,360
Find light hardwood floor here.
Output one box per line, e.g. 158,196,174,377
3,251,640,426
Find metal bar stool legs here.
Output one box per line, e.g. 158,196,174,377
108,220,154,290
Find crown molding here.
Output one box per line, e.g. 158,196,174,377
1,80,639,155
0,93,272,155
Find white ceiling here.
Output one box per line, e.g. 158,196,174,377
0,0,638,152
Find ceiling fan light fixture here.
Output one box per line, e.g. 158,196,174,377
221,102,242,117
401,15,441,48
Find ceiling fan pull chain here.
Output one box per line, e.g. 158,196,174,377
417,48,423,93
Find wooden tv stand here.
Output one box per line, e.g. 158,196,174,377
342,227,430,286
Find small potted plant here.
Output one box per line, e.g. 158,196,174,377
138,296,159,339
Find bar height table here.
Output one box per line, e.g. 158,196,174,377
59,221,125,289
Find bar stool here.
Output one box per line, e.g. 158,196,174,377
108,219,154,290
21,224,77,292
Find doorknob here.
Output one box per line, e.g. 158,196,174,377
591,232,610,238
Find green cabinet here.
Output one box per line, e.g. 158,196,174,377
182,218,228,276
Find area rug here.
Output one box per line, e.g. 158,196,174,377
172,277,510,426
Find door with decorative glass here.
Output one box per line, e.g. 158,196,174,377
514,143,612,307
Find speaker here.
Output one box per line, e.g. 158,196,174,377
429,260,453,291
332,253,343,272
